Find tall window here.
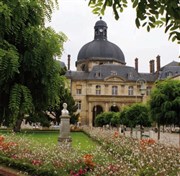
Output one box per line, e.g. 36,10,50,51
96,85,101,95
76,85,82,95
128,86,134,96
76,89,82,95
112,86,118,95
121,85,125,94
76,101,81,110
146,87,151,96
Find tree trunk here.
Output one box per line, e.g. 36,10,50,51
163,125,165,133
13,119,22,132
140,125,142,140
130,127,133,137
157,124,160,140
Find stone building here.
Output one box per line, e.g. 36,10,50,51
65,18,180,126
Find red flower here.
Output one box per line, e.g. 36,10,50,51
0,136,5,143
31,159,42,166
83,154,95,168
113,131,119,138
140,138,156,150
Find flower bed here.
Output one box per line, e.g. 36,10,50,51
83,127,180,176
0,133,107,176
0,128,180,176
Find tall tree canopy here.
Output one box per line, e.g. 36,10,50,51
149,79,180,138
89,0,180,43
0,0,67,131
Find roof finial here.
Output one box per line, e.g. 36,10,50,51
100,16,102,20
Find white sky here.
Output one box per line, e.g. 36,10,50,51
47,0,180,73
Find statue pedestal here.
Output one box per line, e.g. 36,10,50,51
58,114,72,147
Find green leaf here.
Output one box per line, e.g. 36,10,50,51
142,22,147,27
172,35,176,42
159,6,165,15
160,18,166,22
165,24,173,33
149,22,155,28
107,0,112,6
92,7,101,13
170,25,179,31
149,16,155,23
135,18,140,28
147,25,150,32
123,4,127,8
122,0,127,3
132,0,138,8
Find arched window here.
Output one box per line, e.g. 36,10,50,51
96,85,101,95
128,86,134,96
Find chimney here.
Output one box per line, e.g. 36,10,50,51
67,54,71,70
156,55,161,73
135,58,138,72
149,60,155,73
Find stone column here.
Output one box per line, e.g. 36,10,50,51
58,103,72,147
88,102,92,127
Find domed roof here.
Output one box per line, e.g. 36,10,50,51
94,18,107,27
77,40,125,64
77,18,125,64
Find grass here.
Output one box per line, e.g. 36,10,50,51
0,130,98,151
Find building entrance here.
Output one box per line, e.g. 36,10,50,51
93,105,103,126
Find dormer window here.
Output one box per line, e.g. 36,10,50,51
166,71,173,77
128,72,133,79
111,71,117,76
95,72,101,78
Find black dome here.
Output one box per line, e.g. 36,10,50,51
77,40,125,64
77,18,125,64
94,19,107,28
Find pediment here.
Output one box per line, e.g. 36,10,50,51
104,75,125,82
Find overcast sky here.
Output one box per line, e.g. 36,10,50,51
47,0,180,73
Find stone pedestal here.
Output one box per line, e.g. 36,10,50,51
58,103,72,147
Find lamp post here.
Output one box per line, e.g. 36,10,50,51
136,78,147,139
136,78,147,103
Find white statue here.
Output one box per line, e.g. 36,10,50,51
61,103,69,115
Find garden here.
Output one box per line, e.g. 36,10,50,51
0,128,179,176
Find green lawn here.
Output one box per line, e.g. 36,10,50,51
0,130,97,151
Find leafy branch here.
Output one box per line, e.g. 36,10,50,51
89,0,180,43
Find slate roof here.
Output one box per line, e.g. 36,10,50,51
160,61,179,70
158,66,180,80
77,40,125,64
66,64,156,82
139,73,157,82
65,71,89,80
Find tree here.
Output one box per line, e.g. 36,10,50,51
149,79,180,139
111,112,120,127
95,111,117,127
89,0,180,43
125,103,151,138
0,0,67,131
